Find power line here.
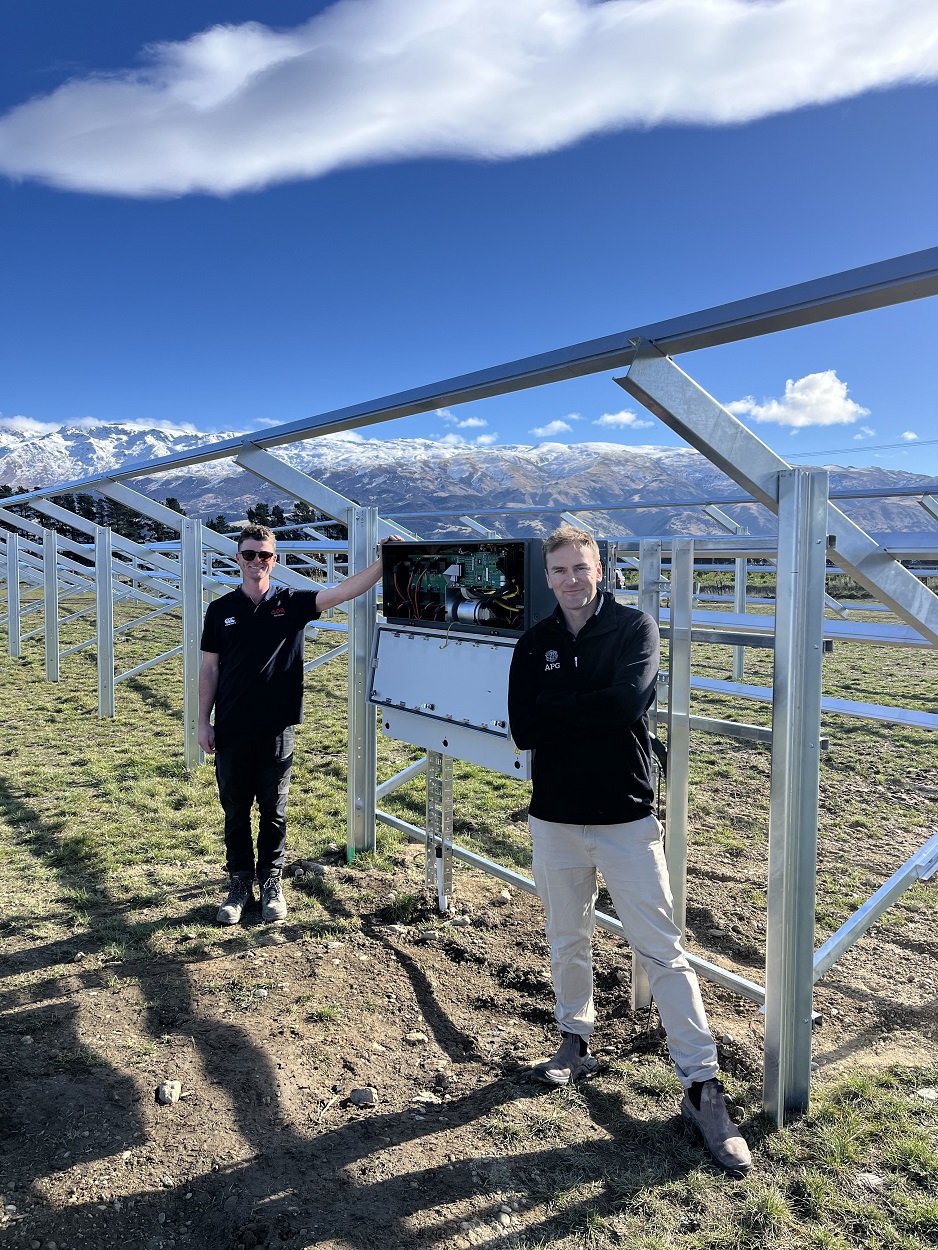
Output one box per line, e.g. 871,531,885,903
786,436,935,460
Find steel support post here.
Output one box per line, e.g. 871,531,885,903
95,526,115,717
702,505,749,680
666,538,694,936
630,540,664,1010
180,518,204,770
733,552,748,680
43,528,60,682
426,750,454,913
346,505,378,858
6,534,21,658
763,469,828,1125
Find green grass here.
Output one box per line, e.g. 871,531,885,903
0,599,936,1248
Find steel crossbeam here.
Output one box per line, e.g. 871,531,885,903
617,346,938,646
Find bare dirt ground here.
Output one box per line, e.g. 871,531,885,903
2,814,936,1250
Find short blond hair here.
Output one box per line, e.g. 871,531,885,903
542,526,600,568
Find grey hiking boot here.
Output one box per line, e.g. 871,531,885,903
681,1078,752,1176
217,874,254,926
260,870,288,923
532,1032,599,1086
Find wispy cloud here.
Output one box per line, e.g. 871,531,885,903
594,409,654,430
531,419,573,438
853,425,877,440
901,431,919,441
456,416,488,429
1,0,935,196
727,370,869,429
0,413,204,437
437,430,498,447
0,415,54,437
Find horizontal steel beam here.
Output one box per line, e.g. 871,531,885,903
813,828,938,982
2,248,936,503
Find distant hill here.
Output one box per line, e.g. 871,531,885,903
2,423,936,539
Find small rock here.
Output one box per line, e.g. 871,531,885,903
916,1087,938,1102
21,1035,33,1046
404,1031,428,1045
73,951,86,962
498,1213,512,1226
856,1172,884,1192
309,863,328,877
370,1042,387,1053
158,1211,167,1223
156,1081,181,1105
253,988,268,999
348,1087,378,1107
497,889,512,904
161,1176,174,1188
293,868,305,880
224,1197,238,1212
450,915,471,928
719,1033,735,1046
412,1091,441,1105
48,1243,58,1250
4,1204,16,1213
707,927,727,937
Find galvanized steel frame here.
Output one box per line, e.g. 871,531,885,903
1,247,937,1125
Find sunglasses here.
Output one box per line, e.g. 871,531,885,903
239,549,275,562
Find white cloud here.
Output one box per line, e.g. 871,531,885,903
457,416,488,429
1,0,935,196
439,432,466,446
727,370,869,429
0,413,204,437
475,432,498,445
0,415,56,437
531,419,573,438
436,408,458,424
594,409,655,430
901,431,919,441
853,425,877,440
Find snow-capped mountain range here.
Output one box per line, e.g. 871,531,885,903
2,422,936,539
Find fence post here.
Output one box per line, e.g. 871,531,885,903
44,528,60,682
763,468,828,1124
666,537,694,935
96,526,115,717
346,505,378,858
180,518,204,769
6,533,21,658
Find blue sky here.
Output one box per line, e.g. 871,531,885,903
1,1,936,475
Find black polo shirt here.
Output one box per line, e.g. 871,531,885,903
201,586,321,743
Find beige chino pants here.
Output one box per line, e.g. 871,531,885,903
529,813,719,1088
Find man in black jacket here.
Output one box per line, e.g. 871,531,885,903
508,526,751,1175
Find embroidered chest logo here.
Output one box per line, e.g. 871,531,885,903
544,648,561,672
224,616,236,626
270,607,286,618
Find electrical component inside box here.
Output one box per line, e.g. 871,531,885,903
383,542,527,634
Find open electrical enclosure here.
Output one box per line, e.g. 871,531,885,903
370,538,617,777
381,538,616,636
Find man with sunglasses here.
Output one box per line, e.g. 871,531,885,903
199,524,391,924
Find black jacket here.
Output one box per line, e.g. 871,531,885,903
508,595,659,824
